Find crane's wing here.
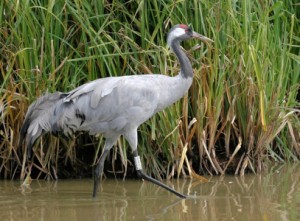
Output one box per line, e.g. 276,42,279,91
63,77,122,108
19,92,68,158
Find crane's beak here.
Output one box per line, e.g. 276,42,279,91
192,31,213,43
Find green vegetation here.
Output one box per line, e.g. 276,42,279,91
0,0,299,180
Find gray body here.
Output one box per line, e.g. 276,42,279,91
21,73,192,157
19,24,212,198
63,74,191,137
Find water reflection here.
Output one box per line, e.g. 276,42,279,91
0,164,299,221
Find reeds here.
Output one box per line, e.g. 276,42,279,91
0,0,299,180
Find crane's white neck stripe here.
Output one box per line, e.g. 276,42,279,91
171,28,186,38
167,28,186,46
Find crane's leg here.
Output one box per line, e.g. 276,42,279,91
93,137,117,197
124,130,187,199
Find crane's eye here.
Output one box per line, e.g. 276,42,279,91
186,27,193,36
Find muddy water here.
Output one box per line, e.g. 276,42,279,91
0,164,299,221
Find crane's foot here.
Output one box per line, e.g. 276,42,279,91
93,161,104,197
93,175,99,198
134,156,187,199
136,169,187,199
93,148,111,197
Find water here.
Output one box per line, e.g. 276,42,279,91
0,164,299,221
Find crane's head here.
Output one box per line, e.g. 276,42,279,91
167,24,213,47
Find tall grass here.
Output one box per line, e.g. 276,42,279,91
0,0,299,180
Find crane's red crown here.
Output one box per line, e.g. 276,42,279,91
179,24,189,29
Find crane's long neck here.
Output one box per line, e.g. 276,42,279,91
154,40,194,113
170,40,193,78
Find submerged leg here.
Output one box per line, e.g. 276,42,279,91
93,137,117,197
125,129,187,199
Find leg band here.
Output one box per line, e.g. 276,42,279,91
134,156,142,171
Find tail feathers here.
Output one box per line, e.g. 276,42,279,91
19,92,68,160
